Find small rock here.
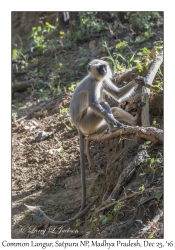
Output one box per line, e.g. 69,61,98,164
35,131,53,142
24,125,36,130
46,149,62,155
25,197,33,203
29,120,39,127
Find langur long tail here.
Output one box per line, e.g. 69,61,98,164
24,130,86,224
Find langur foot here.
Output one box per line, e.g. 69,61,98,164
109,123,127,133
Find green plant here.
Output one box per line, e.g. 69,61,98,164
77,12,106,37
152,79,163,92
15,102,24,108
148,234,154,239
116,41,128,50
102,41,126,73
139,184,145,191
100,213,113,225
153,41,164,53
59,108,72,131
12,112,18,122
155,190,163,200
85,231,91,238
33,89,49,102
12,48,28,69
87,202,123,229
75,219,82,227
78,59,89,71
57,141,64,152
31,26,45,51
38,181,43,186
134,47,151,72
139,148,163,174
49,75,62,95
124,12,162,45
13,163,17,169
138,141,151,150
60,108,69,115
68,82,79,92
124,12,160,32
31,22,55,51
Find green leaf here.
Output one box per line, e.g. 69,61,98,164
65,124,72,131
12,49,18,59
58,62,63,67
129,53,135,62
145,141,151,145
153,120,157,125
135,36,146,43
45,22,51,27
139,196,146,203
148,234,154,238
37,26,42,31
139,172,145,177
155,191,163,200
60,31,65,35
106,213,112,219
150,167,156,173
139,185,145,191
156,158,163,164
75,219,81,227
151,158,155,164
102,217,109,225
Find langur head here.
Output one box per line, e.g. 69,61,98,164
87,59,112,80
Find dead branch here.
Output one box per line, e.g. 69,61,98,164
141,51,163,126
106,149,148,202
139,210,163,236
12,79,35,91
86,126,163,168
88,126,163,143
113,67,147,85
95,187,162,214
135,79,160,92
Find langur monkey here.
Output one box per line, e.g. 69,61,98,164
25,59,146,224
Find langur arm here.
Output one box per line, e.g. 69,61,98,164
88,94,123,127
103,78,145,103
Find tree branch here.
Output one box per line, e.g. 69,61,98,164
141,51,163,126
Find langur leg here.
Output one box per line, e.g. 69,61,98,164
80,111,103,135
79,102,115,134
134,102,146,125
111,107,137,125
100,102,124,132
80,102,125,135
95,102,124,134
111,103,145,126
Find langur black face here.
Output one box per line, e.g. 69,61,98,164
97,64,107,76
88,60,112,80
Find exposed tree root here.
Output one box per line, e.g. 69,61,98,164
86,126,163,169
141,51,163,126
95,186,162,214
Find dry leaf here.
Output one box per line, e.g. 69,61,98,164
150,47,157,58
